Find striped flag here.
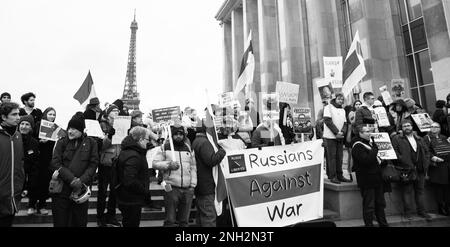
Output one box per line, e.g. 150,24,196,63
205,90,227,216
73,71,97,107
233,31,255,100
342,31,366,97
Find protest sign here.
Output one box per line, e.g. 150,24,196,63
316,78,334,102
85,120,104,138
152,106,181,125
369,133,397,160
218,92,234,107
379,86,393,105
276,81,299,105
39,120,66,141
374,107,390,127
391,79,406,100
261,93,280,121
411,113,433,132
292,108,313,134
323,56,343,88
222,140,324,227
112,116,132,145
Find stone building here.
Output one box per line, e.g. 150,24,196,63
215,0,450,120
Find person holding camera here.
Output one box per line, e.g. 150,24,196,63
391,119,432,221
352,125,388,227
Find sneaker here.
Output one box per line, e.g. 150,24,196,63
37,208,49,215
27,208,36,215
330,178,341,184
105,216,122,227
418,212,432,222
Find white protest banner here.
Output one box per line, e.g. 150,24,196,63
374,107,390,127
323,56,343,88
411,113,433,132
39,120,65,141
276,81,299,105
369,133,397,160
379,86,393,106
292,108,313,134
112,116,132,145
84,120,104,138
222,140,324,227
261,93,280,121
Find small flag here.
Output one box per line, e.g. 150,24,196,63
342,31,366,97
205,90,227,216
233,31,255,100
73,71,97,107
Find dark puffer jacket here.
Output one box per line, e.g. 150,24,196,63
116,135,150,206
0,126,25,217
51,135,99,198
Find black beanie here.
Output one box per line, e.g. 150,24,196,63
19,115,35,129
171,124,186,136
67,118,85,133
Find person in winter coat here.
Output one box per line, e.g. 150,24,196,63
0,102,24,227
192,120,227,227
116,126,153,227
279,103,296,145
152,124,197,227
50,115,98,227
19,92,43,138
18,116,41,216
432,100,449,137
391,119,432,221
83,97,102,121
352,125,388,227
112,99,128,116
423,122,450,216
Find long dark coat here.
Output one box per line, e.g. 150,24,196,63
423,134,450,185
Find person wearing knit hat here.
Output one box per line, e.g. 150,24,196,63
106,104,120,119
403,98,416,110
19,115,35,133
67,117,85,135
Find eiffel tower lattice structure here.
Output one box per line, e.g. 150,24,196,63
122,11,140,110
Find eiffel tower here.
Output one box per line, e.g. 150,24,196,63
121,10,140,110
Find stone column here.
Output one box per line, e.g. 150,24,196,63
222,22,233,92
277,0,311,108
231,8,244,89
257,0,281,93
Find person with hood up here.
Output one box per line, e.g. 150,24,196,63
116,126,153,227
389,99,408,135
152,124,197,227
0,102,24,226
50,113,98,227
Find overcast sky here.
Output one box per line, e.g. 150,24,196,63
0,0,224,127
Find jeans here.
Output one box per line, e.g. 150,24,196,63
398,173,426,214
196,194,217,227
97,165,117,219
324,139,344,179
163,187,194,227
360,186,388,227
118,204,142,227
51,196,89,227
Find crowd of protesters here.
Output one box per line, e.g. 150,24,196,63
1,90,450,228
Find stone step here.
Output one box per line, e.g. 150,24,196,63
334,213,450,227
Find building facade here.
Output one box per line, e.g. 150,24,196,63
216,0,450,120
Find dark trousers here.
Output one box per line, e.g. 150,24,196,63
433,183,450,208
97,165,117,219
51,196,89,227
118,204,142,227
163,187,194,227
360,186,388,227
196,194,217,227
398,173,426,214
324,139,344,179
0,215,14,227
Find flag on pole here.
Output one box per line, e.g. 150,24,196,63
342,31,366,97
73,71,97,107
233,31,255,100
205,89,227,216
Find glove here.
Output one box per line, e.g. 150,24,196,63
108,128,116,139
70,178,83,191
168,161,180,170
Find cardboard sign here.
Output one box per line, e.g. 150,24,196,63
293,108,313,134
276,81,299,105
112,116,132,145
152,106,181,125
222,140,324,227
323,57,343,88
261,93,280,121
411,113,433,132
39,120,65,141
85,120,104,138
374,107,390,127
379,86,393,106
370,133,397,160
